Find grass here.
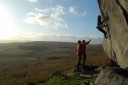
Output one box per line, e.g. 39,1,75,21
38,72,97,85
0,56,110,85
36,54,110,85
39,74,86,85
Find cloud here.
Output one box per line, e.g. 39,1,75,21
69,7,78,15
13,31,103,44
24,5,70,29
28,0,38,3
69,7,88,16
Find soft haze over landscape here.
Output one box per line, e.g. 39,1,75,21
0,0,102,44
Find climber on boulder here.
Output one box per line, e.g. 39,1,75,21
96,15,108,38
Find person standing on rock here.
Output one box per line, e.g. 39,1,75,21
76,40,82,70
96,15,108,38
81,39,91,66
76,40,91,70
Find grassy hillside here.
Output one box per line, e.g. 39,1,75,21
0,41,110,85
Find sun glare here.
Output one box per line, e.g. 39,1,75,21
0,5,16,40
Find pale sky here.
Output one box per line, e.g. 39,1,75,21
0,0,103,44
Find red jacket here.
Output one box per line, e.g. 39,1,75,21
77,44,82,54
81,41,90,53
77,41,90,55
81,43,86,53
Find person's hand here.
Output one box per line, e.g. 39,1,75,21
89,39,91,42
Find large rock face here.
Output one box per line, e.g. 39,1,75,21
98,0,128,69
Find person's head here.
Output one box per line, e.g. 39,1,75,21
82,40,86,44
78,40,81,44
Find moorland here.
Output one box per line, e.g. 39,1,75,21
0,41,110,85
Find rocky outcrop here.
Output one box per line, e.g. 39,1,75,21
98,0,128,69
72,65,100,78
95,66,128,85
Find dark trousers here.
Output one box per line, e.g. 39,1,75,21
97,27,107,38
97,27,107,35
77,52,86,70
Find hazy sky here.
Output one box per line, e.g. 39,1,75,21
0,0,103,44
